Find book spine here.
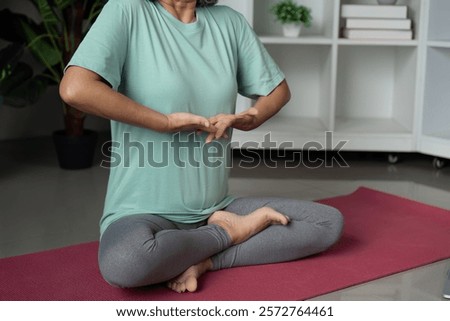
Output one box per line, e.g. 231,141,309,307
345,18,412,30
341,5,408,19
342,29,413,40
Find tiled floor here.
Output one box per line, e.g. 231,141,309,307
1,135,449,300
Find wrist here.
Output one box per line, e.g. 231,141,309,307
163,114,171,132
235,107,259,131
143,110,171,133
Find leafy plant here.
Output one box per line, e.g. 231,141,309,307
0,0,106,136
0,43,48,107
271,0,312,26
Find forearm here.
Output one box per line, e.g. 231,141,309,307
59,66,168,132
235,79,291,131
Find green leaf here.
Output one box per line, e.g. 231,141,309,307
0,0,107,109
271,0,312,26
0,62,33,95
33,0,59,25
3,74,49,108
54,0,76,11
0,67,10,82
20,20,62,68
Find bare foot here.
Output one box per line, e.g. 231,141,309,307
208,207,290,245
167,258,212,293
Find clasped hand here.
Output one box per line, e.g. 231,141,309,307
166,108,258,143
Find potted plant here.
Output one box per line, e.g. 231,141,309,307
271,0,312,38
0,0,106,169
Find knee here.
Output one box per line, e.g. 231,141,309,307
323,206,344,248
99,252,136,288
98,246,151,288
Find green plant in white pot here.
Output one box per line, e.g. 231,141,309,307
271,0,312,37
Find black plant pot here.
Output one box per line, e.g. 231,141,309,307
52,129,98,169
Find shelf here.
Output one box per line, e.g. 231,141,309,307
339,0,424,41
231,116,414,151
265,44,333,128
336,46,417,133
224,0,450,156
260,35,332,45
335,117,411,134
259,116,327,133
427,41,450,49
422,131,450,141
253,0,335,40
231,116,328,149
333,117,414,151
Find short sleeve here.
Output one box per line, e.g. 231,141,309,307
66,0,128,90
235,14,285,99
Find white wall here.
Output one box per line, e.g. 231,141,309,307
0,0,109,140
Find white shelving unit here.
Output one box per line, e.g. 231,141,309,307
419,0,450,162
220,0,450,162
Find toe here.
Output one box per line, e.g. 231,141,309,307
167,281,176,292
186,277,198,292
175,282,186,293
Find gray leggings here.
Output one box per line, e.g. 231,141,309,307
98,197,344,288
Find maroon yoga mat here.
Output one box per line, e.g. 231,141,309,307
1,187,450,301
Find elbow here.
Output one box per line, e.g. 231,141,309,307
59,66,96,108
282,80,291,106
59,75,78,107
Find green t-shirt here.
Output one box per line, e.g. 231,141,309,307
68,0,285,235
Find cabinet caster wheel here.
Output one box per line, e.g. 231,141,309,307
388,153,399,164
432,158,446,169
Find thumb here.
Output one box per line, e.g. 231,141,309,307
193,115,214,132
189,114,210,128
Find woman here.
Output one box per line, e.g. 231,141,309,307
60,0,344,293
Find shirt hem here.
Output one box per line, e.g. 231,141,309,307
99,196,236,237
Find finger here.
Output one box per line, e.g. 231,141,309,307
188,114,210,129
199,119,210,129
194,118,216,133
208,114,225,123
208,115,218,124
206,132,215,144
215,126,227,140
200,125,217,133
218,127,232,140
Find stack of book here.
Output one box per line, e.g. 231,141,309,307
341,4,413,40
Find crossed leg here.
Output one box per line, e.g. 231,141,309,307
98,197,343,292
167,197,343,292
167,206,290,292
